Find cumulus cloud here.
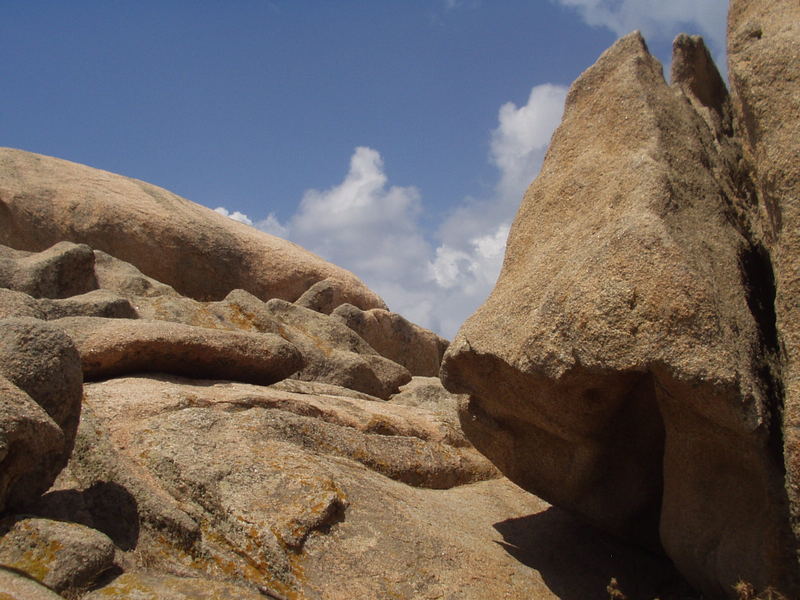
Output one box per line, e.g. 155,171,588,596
255,214,289,238
214,206,253,225
426,84,566,335
490,83,569,210
289,147,429,279
554,0,728,54
215,206,289,237
215,85,565,338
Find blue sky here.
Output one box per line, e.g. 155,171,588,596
1,1,729,337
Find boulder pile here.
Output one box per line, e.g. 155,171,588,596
0,153,693,598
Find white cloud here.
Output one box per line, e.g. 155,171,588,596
214,85,565,339
214,206,253,225
554,0,728,55
490,83,569,207
215,206,289,238
289,147,431,285
424,84,566,335
255,214,289,238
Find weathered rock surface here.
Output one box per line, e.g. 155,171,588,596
442,31,796,597
92,249,181,300
55,374,689,600
0,377,64,513
5,6,795,599
55,316,304,386
0,287,136,321
0,318,83,510
390,376,469,447
263,299,412,399
0,147,386,311
294,278,347,315
0,517,115,592
0,241,97,299
728,0,800,584
0,288,41,319
0,567,64,600
55,374,495,597
332,303,449,376
39,289,137,320
120,289,412,399
83,573,268,600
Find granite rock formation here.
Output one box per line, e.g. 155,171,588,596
442,3,799,597
2,2,795,598
0,147,385,310
331,304,449,377
0,185,695,599
728,0,800,584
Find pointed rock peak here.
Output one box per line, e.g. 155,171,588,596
591,30,657,71
565,30,664,110
671,34,729,115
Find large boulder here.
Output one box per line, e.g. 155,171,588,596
0,376,64,513
0,241,97,299
332,303,449,376
0,318,83,510
728,0,800,582
0,517,115,593
54,316,304,386
0,147,386,311
0,567,64,600
442,32,795,597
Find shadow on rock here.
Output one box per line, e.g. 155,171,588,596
32,482,140,550
494,507,699,600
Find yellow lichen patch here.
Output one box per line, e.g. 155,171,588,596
0,531,62,584
187,524,303,600
222,303,263,332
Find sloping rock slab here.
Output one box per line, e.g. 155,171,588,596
0,567,63,600
84,573,267,600
0,147,385,311
84,375,497,490
57,375,496,598
63,374,690,600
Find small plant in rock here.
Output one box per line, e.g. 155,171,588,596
733,580,789,600
607,577,628,600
